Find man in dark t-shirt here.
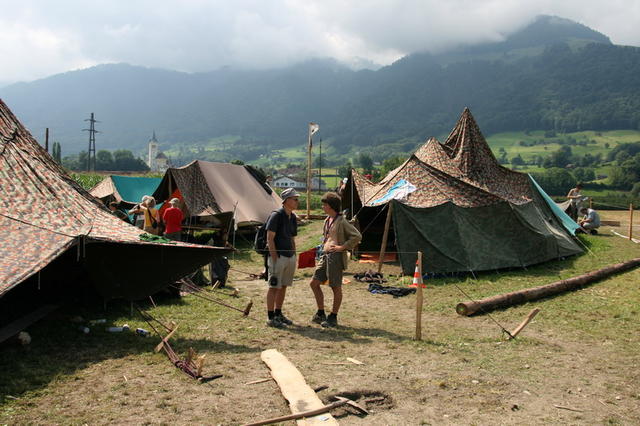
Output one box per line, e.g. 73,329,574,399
265,188,299,327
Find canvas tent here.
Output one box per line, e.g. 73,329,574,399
344,108,582,275
90,175,163,209
0,99,229,307
153,160,282,227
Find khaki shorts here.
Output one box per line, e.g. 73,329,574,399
312,252,344,287
267,255,297,288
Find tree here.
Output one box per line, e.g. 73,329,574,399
231,159,245,165
381,156,405,175
511,154,525,166
52,142,62,163
497,147,508,164
96,150,114,170
113,150,149,171
530,168,576,195
337,161,353,178
356,152,373,173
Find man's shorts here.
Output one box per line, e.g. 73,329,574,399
267,255,297,289
312,252,344,287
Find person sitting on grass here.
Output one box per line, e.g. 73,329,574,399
309,192,362,328
579,207,601,234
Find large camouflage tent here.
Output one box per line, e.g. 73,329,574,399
0,99,229,307
344,108,582,275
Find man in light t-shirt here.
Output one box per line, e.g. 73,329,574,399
579,207,601,234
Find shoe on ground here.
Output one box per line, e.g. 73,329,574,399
311,312,327,324
277,313,293,326
266,317,286,328
321,316,338,328
590,229,598,235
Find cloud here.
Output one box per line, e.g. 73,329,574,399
0,0,637,84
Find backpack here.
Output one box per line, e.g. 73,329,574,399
254,223,269,254
254,210,278,254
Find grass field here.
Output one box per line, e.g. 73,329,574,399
1,212,639,424
486,130,640,162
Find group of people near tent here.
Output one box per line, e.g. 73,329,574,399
566,183,601,234
109,196,184,240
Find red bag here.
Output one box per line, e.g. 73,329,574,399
297,247,317,269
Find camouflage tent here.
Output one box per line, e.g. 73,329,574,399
344,108,582,275
0,99,229,304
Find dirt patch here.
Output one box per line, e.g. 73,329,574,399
323,389,394,418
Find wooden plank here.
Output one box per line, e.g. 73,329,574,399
0,304,58,344
600,220,620,226
261,349,338,426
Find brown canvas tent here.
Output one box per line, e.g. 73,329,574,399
153,160,282,227
0,99,229,306
344,108,582,275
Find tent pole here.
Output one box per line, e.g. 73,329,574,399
377,203,393,274
306,130,312,219
350,171,354,219
415,251,423,341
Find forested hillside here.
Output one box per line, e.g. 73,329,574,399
1,15,638,158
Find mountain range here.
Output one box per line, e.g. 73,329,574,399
1,15,639,162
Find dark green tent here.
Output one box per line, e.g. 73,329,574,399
344,109,582,275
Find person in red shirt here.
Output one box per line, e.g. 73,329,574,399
163,198,184,241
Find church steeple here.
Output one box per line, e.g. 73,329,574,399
150,130,158,143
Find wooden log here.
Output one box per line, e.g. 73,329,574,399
260,349,338,426
507,308,540,339
456,258,640,316
377,203,393,274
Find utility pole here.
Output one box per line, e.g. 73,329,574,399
83,113,100,172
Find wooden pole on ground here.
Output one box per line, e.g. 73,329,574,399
415,251,423,341
629,204,634,241
456,258,640,316
507,308,540,340
377,203,393,274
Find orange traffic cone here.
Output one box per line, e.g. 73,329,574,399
409,259,426,288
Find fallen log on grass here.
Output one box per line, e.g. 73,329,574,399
456,258,640,316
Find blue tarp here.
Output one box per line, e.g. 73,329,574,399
528,175,581,235
110,175,162,205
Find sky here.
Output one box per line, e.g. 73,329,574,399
0,0,638,85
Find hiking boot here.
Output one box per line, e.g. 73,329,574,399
277,313,293,326
321,315,338,328
311,312,327,324
266,317,286,328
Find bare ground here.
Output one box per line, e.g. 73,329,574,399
1,213,639,425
